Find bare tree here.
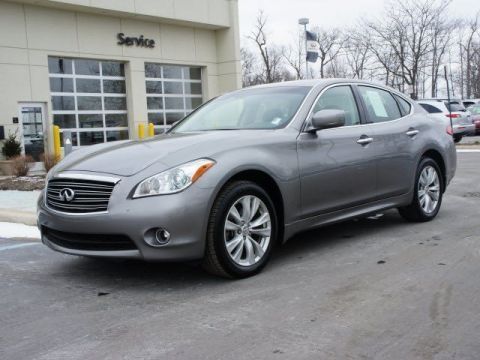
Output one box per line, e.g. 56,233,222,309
282,30,305,79
247,10,285,83
367,0,451,99
311,27,344,78
460,12,480,98
344,29,372,79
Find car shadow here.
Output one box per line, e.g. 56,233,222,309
55,209,413,290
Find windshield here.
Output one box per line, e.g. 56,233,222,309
171,86,311,132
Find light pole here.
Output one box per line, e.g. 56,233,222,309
298,17,309,79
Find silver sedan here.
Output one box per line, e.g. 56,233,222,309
38,79,456,278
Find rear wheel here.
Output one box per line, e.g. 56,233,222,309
453,135,462,143
398,157,443,222
203,181,278,278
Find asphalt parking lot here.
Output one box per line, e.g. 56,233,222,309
1,152,480,360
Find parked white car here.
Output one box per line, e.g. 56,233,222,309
462,99,480,109
418,100,474,143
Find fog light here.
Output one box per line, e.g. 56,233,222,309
144,227,171,247
155,228,170,244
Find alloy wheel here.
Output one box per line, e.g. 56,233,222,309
224,195,272,267
418,165,440,214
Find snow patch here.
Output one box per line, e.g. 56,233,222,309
0,222,40,239
0,190,41,212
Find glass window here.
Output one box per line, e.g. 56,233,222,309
185,82,202,95
104,97,127,111
102,62,124,77
164,82,183,94
106,130,129,142
163,66,183,79
49,57,128,147
48,57,73,74
77,96,102,111
50,78,74,93
145,63,162,78
79,114,103,128
75,59,100,76
147,97,164,110
358,86,401,123
145,63,204,132
105,114,128,127
146,81,163,94
53,114,76,128
76,79,101,93
419,103,443,114
184,67,201,80
103,80,126,94
312,86,360,126
80,131,104,145
148,113,165,126
394,94,412,116
165,97,184,110
185,97,203,110
52,96,75,111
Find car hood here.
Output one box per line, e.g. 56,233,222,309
54,131,272,177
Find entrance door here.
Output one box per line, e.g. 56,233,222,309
18,103,46,162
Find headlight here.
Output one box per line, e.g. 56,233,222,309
132,159,215,198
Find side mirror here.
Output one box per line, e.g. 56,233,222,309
309,109,346,132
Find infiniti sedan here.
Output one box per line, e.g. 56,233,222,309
38,80,456,278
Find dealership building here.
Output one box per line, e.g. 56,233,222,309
0,0,241,161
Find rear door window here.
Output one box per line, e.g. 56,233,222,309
358,86,401,123
393,94,411,116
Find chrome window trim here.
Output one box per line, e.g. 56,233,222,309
301,82,415,133
45,172,120,216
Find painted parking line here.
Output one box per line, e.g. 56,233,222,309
0,243,40,252
457,149,480,153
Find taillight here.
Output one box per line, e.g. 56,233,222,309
446,126,453,135
446,113,460,118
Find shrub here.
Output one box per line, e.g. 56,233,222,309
40,153,60,173
11,155,34,177
1,132,22,159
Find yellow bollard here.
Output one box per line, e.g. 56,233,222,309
138,123,145,139
148,123,155,137
53,125,61,160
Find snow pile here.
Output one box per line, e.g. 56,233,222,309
0,190,41,212
0,222,40,239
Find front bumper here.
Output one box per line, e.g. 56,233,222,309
38,176,214,261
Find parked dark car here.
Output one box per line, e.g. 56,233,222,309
38,79,457,278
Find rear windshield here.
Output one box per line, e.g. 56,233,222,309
445,102,466,112
470,106,480,115
419,103,442,114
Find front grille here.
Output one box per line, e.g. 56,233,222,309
43,227,136,251
46,178,116,213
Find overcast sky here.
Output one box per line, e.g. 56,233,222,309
238,0,480,47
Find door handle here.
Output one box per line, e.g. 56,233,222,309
406,129,419,137
357,136,373,145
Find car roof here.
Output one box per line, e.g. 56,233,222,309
243,78,412,100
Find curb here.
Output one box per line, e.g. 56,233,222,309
0,209,37,226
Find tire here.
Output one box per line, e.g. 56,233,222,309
453,135,462,143
398,157,444,222
202,181,278,278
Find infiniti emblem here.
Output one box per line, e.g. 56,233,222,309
58,188,75,202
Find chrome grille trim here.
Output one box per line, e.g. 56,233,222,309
46,173,120,215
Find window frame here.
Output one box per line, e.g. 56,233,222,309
144,63,204,134
49,57,129,147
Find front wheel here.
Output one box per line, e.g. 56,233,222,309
203,181,278,278
398,157,443,222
